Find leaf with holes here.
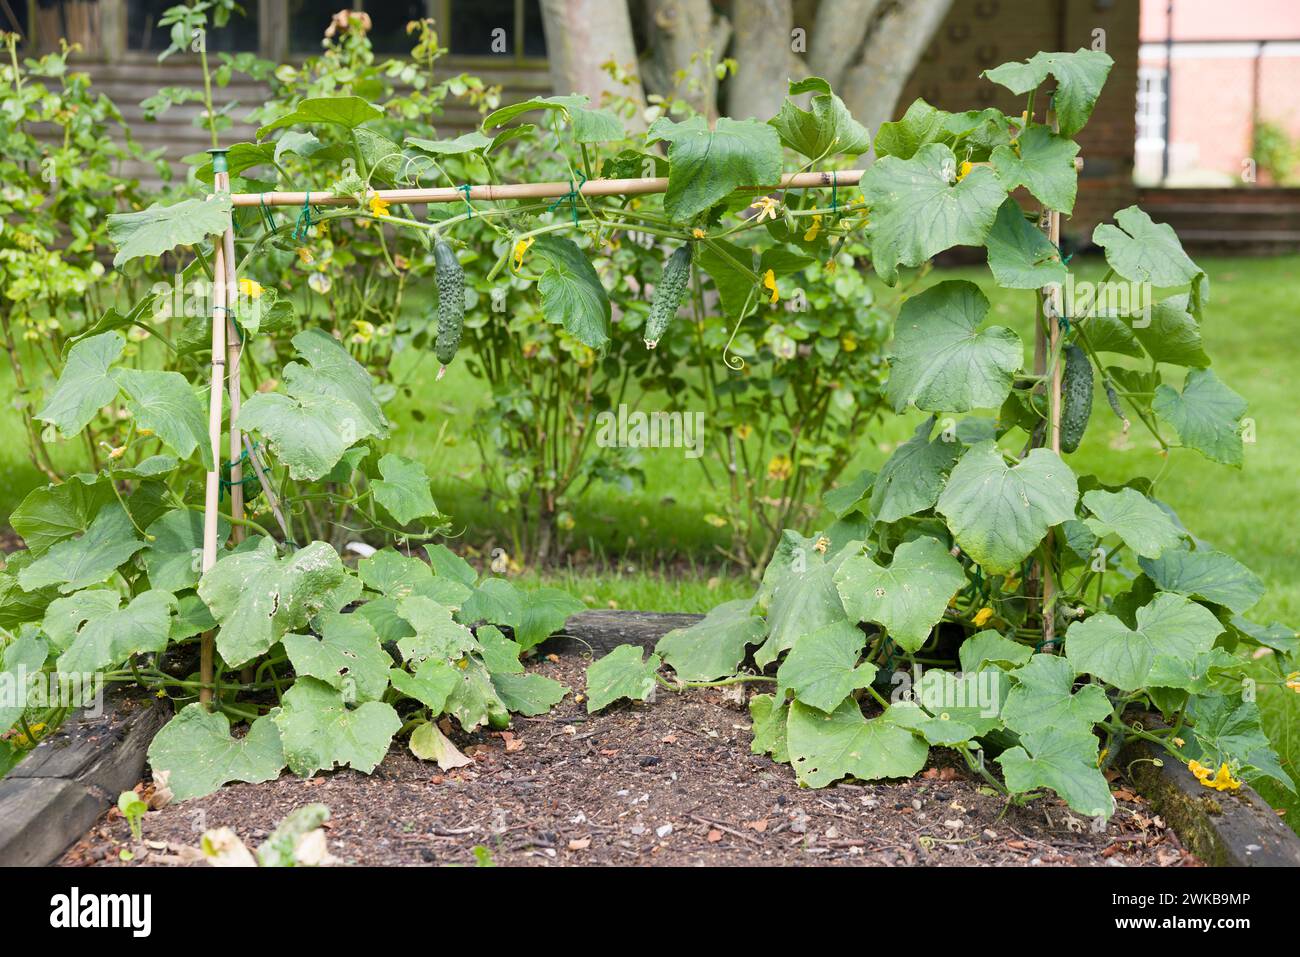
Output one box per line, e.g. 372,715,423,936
282,612,391,704
274,677,400,777
835,537,965,652
776,620,875,713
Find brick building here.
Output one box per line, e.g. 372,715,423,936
1136,0,1300,186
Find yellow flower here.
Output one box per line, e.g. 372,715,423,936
840,334,857,353
813,536,829,554
803,214,823,242
1188,760,1242,791
762,269,779,304
972,606,994,627
748,196,780,223
296,246,314,265
1286,671,1300,693
692,227,707,239
1172,736,1185,747
704,513,728,528
238,278,264,299
956,160,973,182
367,194,391,217
1097,747,1108,767
824,258,837,274
512,236,535,271
767,454,793,481
350,320,376,344
735,424,753,441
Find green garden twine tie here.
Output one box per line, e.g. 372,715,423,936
456,183,474,217
292,192,314,242
548,172,586,225
258,193,277,234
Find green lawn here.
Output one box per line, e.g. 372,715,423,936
2,252,1297,818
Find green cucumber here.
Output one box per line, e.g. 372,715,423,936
644,244,692,349
1059,344,1093,453
433,239,464,371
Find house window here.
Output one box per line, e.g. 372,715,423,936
1136,66,1167,151
289,1,433,54
127,0,260,53
446,0,546,58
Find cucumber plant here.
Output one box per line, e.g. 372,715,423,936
589,50,1297,821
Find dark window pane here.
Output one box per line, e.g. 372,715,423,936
288,0,342,53
367,0,428,54
127,0,259,53
448,0,545,57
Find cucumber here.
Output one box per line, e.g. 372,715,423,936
1059,344,1093,453
1104,380,1130,433
644,244,692,349
433,239,464,373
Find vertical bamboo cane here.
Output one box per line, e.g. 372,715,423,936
1037,102,1065,650
200,149,231,708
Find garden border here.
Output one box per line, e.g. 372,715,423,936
0,691,166,866
4,611,1297,866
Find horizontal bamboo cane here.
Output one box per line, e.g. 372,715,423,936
229,169,865,207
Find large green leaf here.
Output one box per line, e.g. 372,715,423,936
0,633,50,733
18,504,145,594
769,77,871,159
282,611,392,704
445,657,509,730
696,238,757,321
1065,592,1223,691
990,125,1080,213
1134,295,1210,368
937,443,1078,574
148,705,284,801
142,509,231,591
406,131,493,155
531,235,611,350
786,700,928,788
885,279,1022,413
274,677,400,777
1152,368,1246,467
35,332,125,437
958,630,1033,672
870,419,960,522
113,368,211,468
240,328,389,480
388,658,459,712
10,474,115,558
1138,547,1264,615
982,49,1114,138
586,644,660,712
984,197,1068,289
481,94,620,143
758,545,853,668
395,596,478,663
42,588,121,650
834,537,965,652
1093,206,1202,288
513,587,585,651
358,549,468,607
871,98,950,159
108,195,234,267
646,115,783,222
197,538,355,668
859,143,1006,284
1001,654,1111,736
256,95,383,138
1082,488,1183,559
1189,694,1294,793
57,588,175,674
775,620,875,713
492,672,569,716
997,725,1114,818
371,453,438,525
748,693,790,762
655,598,765,682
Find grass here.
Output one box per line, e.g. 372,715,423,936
2,252,1297,819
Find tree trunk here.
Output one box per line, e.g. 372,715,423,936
841,0,953,136
808,0,883,91
539,0,646,120
642,0,732,120
727,0,796,120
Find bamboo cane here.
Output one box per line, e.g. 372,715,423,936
223,219,244,549
228,168,865,207
200,155,231,709
1037,103,1065,651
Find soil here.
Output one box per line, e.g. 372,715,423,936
60,655,1197,868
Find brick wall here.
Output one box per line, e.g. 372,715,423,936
900,0,1139,243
